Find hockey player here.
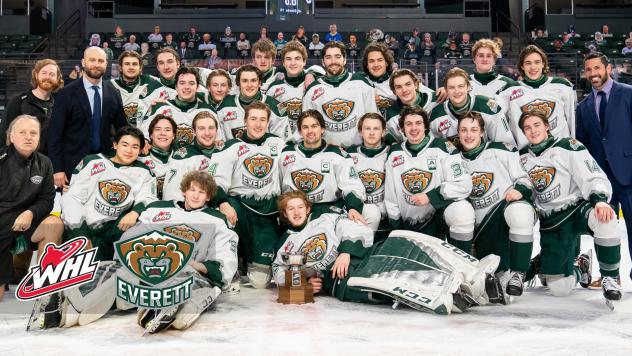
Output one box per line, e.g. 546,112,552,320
518,109,622,304
226,39,280,96
202,69,232,111
137,114,176,199
469,39,521,116
212,101,286,289
215,64,287,140
60,126,156,261
429,67,515,147
303,41,378,147
280,110,367,223
141,47,180,106
272,191,506,315
384,106,475,252
507,45,577,148
346,113,390,234
358,42,397,116
384,69,439,143
33,171,238,333
141,66,217,147
457,112,536,296
110,51,162,126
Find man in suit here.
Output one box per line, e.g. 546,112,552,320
576,52,632,282
178,40,197,60
48,46,127,191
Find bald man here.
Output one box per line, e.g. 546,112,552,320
48,46,127,190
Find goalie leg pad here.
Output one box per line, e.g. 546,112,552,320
172,285,221,330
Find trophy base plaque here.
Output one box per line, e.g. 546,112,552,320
277,269,315,304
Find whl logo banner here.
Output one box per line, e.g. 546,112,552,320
16,237,99,301
115,231,195,308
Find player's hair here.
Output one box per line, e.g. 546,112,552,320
244,100,271,122
206,68,232,89
113,126,146,150
389,68,419,92
584,52,610,67
236,64,263,85
358,112,386,131
323,41,347,61
30,58,63,90
281,40,308,61
155,47,180,65
118,50,142,68
443,67,470,88
180,171,217,203
252,39,276,59
518,44,549,77
175,66,199,87
472,38,500,59
192,111,218,131
7,114,40,147
277,191,312,224
148,114,177,139
457,111,486,132
518,109,550,132
362,42,394,75
298,109,325,129
399,106,430,135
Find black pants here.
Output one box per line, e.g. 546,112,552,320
0,237,15,285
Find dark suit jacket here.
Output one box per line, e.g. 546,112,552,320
179,48,198,60
576,81,632,186
47,78,127,179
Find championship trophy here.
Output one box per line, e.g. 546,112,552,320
277,253,314,304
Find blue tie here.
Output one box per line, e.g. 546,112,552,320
598,91,607,131
91,85,101,152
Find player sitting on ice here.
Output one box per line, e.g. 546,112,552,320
30,171,238,333
518,109,622,306
271,191,506,315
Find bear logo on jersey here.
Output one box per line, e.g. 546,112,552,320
164,224,202,242
375,96,394,111
299,233,328,263
123,103,140,125
470,172,494,198
232,127,246,139
401,168,433,194
279,98,303,120
528,166,556,193
291,168,324,193
521,100,556,118
322,98,355,122
99,179,131,205
176,123,194,146
359,169,385,194
244,154,274,179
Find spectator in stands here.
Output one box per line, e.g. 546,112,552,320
348,34,362,59
274,32,287,55
237,32,251,58
259,26,268,41
562,32,575,48
183,26,201,49
89,33,101,47
140,42,154,67
162,33,177,50
66,65,82,82
219,26,237,56
147,25,163,44
123,34,140,53
594,32,608,47
533,26,546,39
102,41,114,60
628,31,632,41
622,39,632,56
207,48,223,69
444,41,463,61
459,32,473,57
550,39,570,54
601,25,613,38
403,38,421,62
419,32,436,60
198,33,217,59
442,31,457,49
178,40,196,60
386,34,399,59
325,24,342,43
493,36,504,58
568,24,578,37
293,25,308,46
109,25,127,52
409,27,421,47
309,34,324,55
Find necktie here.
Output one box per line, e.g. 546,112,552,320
91,85,101,152
598,91,607,131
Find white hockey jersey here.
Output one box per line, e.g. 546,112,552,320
213,133,286,215
429,93,516,147
280,142,366,212
215,93,288,141
137,146,172,199
384,137,472,226
61,153,157,230
507,76,577,149
229,66,280,96
469,72,521,116
267,72,307,138
123,200,238,289
142,75,209,112
385,90,438,143
460,141,533,225
346,144,390,216
271,213,374,285
110,74,162,126
302,71,378,147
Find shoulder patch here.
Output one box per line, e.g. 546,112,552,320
556,137,586,151
472,95,500,114
429,137,457,154
488,141,517,152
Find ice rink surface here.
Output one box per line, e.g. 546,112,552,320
1,226,631,356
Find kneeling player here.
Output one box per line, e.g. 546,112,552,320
518,110,622,305
458,112,536,296
272,191,506,315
